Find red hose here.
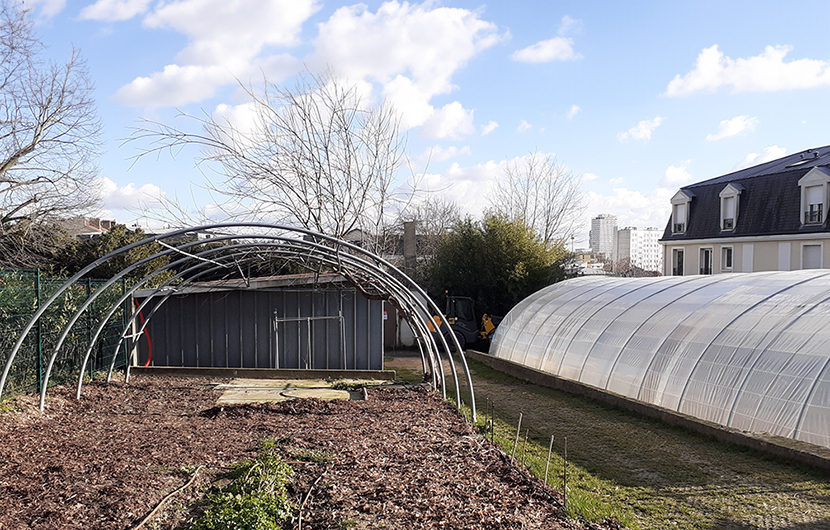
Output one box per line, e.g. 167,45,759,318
134,299,153,367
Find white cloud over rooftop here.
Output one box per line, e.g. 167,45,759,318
665,44,830,97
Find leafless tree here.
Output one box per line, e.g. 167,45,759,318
487,150,584,245
0,0,102,266
130,69,411,254
398,195,461,258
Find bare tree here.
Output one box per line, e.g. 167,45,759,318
0,0,102,266
486,150,584,244
399,195,460,258
131,69,410,253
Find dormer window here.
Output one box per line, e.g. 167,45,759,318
671,190,693,234
798,167,830,226
719,184,742,231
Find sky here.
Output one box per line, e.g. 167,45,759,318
22,0,830,246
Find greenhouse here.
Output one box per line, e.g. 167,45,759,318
490,270,830,449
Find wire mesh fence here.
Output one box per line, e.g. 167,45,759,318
0,268,131,399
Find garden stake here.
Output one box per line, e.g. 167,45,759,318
490,401,495,444
563,436,568,508
521,428,529,465
544,434,554,485
511,413,523,459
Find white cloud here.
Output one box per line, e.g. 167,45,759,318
584,187,673,240
145,0,317,64
617,116,664,142
419,101,476,140
419,144,471,163
558,15,581,36
731,145,787,171
481,120,498,135
567,104,580,119
80,0,152,21
114,64,235,107
419,160,503,214
511,15,582,63
517,120,532,133
582,172,599,182
312,1,504,129
96,177,167,212
706,115,759,141
609,177,624,185
664,44,830,97
113,0,319,106
511,36,581,63
28,0,65,17
659,161,693,188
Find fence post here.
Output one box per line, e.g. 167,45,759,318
86,278,93,379
36,269,42,394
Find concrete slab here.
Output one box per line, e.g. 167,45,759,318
215,378,386,404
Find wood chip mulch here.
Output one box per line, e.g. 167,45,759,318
0,377,623,529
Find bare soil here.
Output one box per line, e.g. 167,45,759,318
0,376,621,530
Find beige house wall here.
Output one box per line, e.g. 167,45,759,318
662,236,830,275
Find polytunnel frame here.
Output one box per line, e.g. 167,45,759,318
99,239,452,398
0,223,476,421
68,238,440,407
110,243,449,392
22,231,463,414
55,235,460,413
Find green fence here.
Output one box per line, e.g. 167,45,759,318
0,268,131,399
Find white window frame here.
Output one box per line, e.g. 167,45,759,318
699,246,714,275
671,190,693,234
721,245,733,272
719,184,742,231
801,242,823,269
798,167,830,226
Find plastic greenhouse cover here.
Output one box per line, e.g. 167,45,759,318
490,271,830,449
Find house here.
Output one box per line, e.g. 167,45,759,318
660,146,830,275
59,217,116,239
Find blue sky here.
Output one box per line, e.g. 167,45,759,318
25,0,830,245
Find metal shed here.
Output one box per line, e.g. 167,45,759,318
133,273,384,371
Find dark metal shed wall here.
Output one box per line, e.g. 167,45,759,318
135,288,383,370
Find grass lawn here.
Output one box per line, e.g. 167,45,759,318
387,353,830,530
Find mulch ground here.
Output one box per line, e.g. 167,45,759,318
0,376,622,529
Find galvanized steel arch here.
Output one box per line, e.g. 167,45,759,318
102,239,452,398
490,271,830,449
0,223,475,421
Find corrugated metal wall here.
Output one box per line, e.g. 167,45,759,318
135,288,383,370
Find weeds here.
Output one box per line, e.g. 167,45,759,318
192,449,294,530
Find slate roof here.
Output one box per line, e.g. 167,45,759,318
661,146,830,241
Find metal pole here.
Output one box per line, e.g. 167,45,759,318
511,412,523,459
35,269,42,394
86,278,93,380
544,435,554,485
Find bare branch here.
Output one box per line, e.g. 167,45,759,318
0,1,102,266
486,150,584,244
128,68,410,253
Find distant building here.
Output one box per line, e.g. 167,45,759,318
60,217,116,239
589,214,617,261
660,145,830,275
617,227,663,272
